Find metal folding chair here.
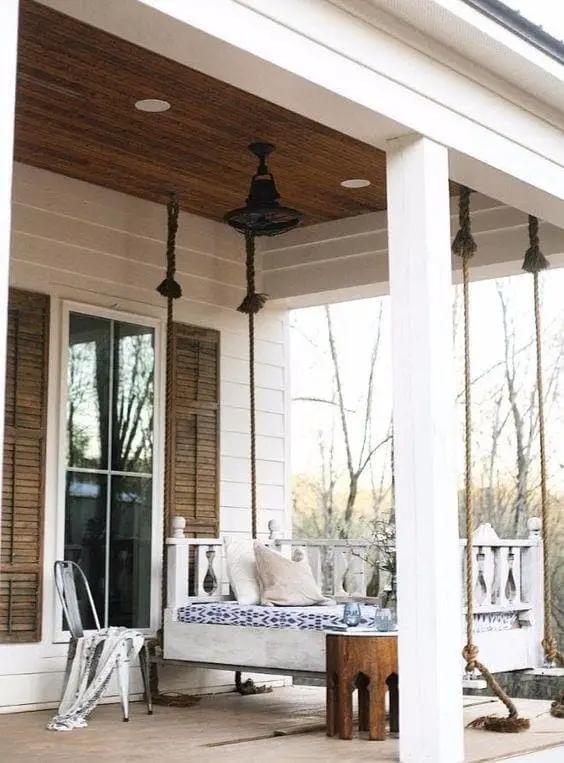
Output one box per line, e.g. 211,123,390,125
54,560,153,721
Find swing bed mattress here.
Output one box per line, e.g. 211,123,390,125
163,602,379,677
176,601,375,630
163,601,530,677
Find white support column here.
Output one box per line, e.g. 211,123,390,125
0,0,19,525
386,135,464,763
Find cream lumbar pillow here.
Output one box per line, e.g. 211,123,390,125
223,536,261,605
253,541,330,606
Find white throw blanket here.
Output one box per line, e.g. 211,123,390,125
47,627,144,731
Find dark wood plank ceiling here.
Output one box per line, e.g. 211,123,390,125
14,0,390,226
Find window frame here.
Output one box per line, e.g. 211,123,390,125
54,301,164,642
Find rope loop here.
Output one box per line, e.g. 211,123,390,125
237,232,268,315
522,216,549,274
541,636,560,664
552,692,564,718
462,644,479,673
157,193,182,299
452,186,477,261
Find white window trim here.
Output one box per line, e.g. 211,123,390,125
53,300,165,643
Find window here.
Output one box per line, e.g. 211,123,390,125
64,311,155,629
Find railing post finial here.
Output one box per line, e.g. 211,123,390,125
527,517,541,539
267,519,283,541
172,515,186,539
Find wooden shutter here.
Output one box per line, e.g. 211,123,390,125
0,289,49,643
168,324,220,537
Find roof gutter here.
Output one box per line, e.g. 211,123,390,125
462,0,564,66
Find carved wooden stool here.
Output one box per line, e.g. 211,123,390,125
326,632,399,741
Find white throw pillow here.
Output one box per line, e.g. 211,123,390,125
253,542,330,606
223,536,261,605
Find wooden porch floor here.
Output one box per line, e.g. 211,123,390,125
0,687,562,762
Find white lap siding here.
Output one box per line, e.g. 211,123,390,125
0,163,290,711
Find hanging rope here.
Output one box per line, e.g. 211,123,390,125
157,195,182,301
237,231,267,538
521,216,563,719
157,193,182,614
232,231,271,696
149,195,200,708
453,186,529,732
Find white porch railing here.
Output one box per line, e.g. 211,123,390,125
459,519,542,615
166,515,544,671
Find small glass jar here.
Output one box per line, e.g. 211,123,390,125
373,607,393,632
343,601,361,627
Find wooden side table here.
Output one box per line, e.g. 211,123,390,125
326,632,398,741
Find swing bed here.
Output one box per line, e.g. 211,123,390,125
155,149,563,725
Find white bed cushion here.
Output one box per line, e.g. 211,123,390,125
253,542,330,606
223,536,261,605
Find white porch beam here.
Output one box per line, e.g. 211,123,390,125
0,0,19,520
262,197,564,306
386,135,464,763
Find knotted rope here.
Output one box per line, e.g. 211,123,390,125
234,230,271,696
153,195,201,708
522,216,563,719
158,194,182,615
237,231,267,539
157,194,182,301
453,186,529,732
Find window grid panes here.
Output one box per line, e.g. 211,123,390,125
64,312,155,629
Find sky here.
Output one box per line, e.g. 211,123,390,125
500,1,564,41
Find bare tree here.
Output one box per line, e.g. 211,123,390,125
324,304,391,535
369,414,394,520
497,284,537,534
291,301,392,538
486,392,507,516
318,425,337,537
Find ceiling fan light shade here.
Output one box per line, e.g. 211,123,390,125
224,142,303,237
224,204,303,237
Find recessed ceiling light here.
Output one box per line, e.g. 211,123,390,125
341,178,371,188
134,99,171,113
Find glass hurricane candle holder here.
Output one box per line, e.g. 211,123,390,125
343,601,361,627
373,608,393,632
